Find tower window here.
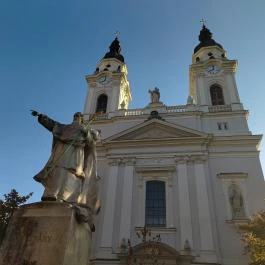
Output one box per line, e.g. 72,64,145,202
210,84,225,105
145,180,166,227
96,94,108,113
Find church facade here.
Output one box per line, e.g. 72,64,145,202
83,26,265,265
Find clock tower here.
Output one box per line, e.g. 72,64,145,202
84,37,132,117
189,24,243,111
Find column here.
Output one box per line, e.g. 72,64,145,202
101,160,119,247
194,159,214,250
119,160,135,243
177,159,193,248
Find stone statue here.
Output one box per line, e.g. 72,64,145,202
228,182,245,219
187,95,194,105
149,87,160,103
31,110,100,228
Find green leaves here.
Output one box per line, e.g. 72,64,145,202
239,211,265,265
0,189,33,243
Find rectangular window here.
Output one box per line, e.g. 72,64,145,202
145,181,166,227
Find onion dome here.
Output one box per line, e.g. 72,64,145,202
103,37,125,63
194,25,223,54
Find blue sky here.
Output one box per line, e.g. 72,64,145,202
1,0,265,202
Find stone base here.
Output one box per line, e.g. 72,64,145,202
0,202,91,265
147,102,164,108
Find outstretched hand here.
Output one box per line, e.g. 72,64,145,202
30,110,40,117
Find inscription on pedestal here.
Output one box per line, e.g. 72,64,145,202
0,202,91,265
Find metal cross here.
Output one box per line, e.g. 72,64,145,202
200,18,206,26
114,31,120,38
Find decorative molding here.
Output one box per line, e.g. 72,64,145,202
225,219,249,225
217,172,248,179
135,166,175,173
108,157,136,166
174,153,208,164
136,166,175,188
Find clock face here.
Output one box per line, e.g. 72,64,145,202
97,74,110,84
206,65,221,75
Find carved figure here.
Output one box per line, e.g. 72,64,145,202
228,183,245,219
187,95,194,105
149,87,160,103
31,110,100,227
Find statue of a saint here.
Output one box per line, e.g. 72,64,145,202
228,183,245,219
31,110,100,228
149,87,160,103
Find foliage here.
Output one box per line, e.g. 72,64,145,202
0,189,33,242
239,211,265,265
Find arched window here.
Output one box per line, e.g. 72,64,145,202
145,180,166,227
96,94,108,113
210,84,225,105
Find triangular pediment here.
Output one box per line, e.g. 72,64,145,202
105,119,208,142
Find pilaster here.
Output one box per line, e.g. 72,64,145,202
175,157,193,249
100,159,119,248
194,157,214,251
118,159,135,244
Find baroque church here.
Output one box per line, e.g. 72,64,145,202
83,25,265,265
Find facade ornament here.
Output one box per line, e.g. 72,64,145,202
228,182,246,219
184,239,191,252
120,238,129,254
187,95,194,105
124,157,136,166
147,110,164,121
148,87,160,103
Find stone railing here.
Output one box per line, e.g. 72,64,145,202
165,105,189,113
84,104,233,121
125,109,145,116
208,104,232,113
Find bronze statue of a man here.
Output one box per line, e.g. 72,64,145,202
31,111,100,219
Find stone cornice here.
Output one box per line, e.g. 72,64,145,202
85,71,126,83
135,166,176,173
175,153,208,164
210,134,262,147
107,157,136,166
217,172,248,179
190,58,237,71
103,137,211,149
202,109,248,117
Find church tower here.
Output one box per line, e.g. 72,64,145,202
189,24,242,111
84,37,131,117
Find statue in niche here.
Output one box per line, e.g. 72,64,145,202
149,87,160,103
228,182,245,219
31,110,101,229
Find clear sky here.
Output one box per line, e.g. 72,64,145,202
1,0,265,202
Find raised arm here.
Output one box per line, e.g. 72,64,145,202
31,110,57,132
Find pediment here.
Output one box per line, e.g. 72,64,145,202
105,119,208,142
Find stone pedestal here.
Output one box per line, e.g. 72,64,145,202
0,202,91,265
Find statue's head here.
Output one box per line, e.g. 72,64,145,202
73,112,83,124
